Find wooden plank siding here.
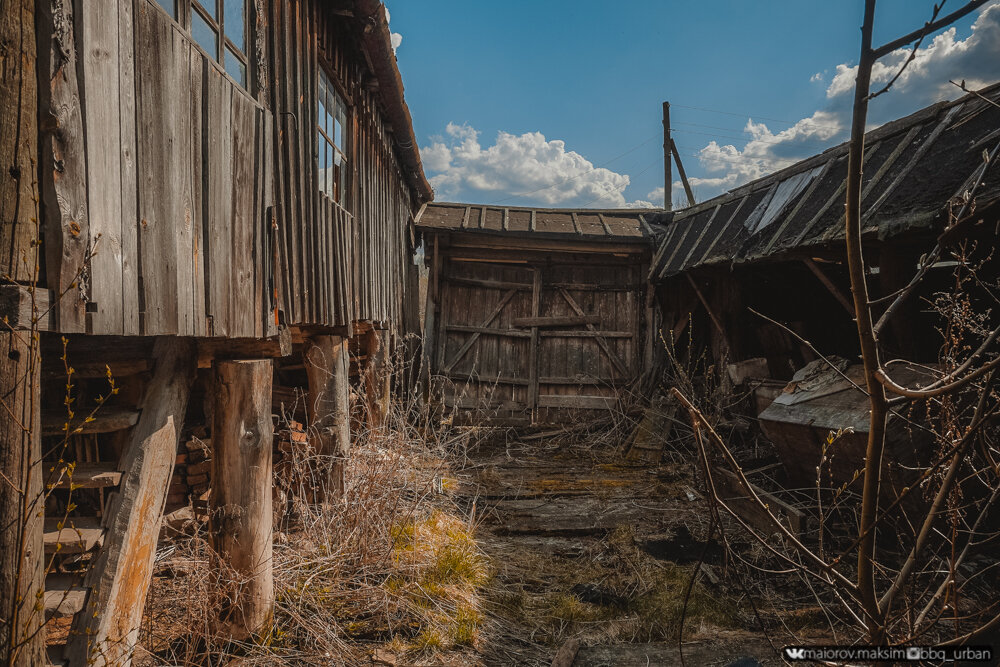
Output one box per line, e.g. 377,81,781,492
40,0,277,339
428,245,651,425
269,0,417,331
41,0,419,339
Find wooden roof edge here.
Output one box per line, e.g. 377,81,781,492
668,82,1000,223
419,201,661,216
353,0,433,206
411,226,654,245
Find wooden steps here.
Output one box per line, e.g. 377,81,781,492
41,407,140,436
45,461,122,489
44,517,104,554
44,575,87,620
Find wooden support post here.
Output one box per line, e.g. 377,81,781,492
303,336,351,500
670,140,697,207
210,360,274,640
803,258,855,317
364,329,391,428
0,332,43,667
528,267,542,422
67,338,196,666
662,101,672,211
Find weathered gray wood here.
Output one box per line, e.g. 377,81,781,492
528,268,542,419
537,395,617,410
204,66,234,337
78,0,125,335
210,360,274,640
303,335,351,500
0,285,54,331
42,462,122,489
556,288,628,376
66,337,195,666
0,330,43,667
189,50,206,337
39,0,89,333
513,315,600,328
41,407,139,436
441,289,517,373
230,90,257,337
118,0,139,336
43,517,104,554
0,0,38,285
364,329,391,428
136,5,191,335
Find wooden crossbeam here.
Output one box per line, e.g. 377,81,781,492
556,288,628,376
442,289,518,373
803,258,855,316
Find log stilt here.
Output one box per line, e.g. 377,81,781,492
0,332,43,667
364,329,391,429
210,359,274,640
303,335,351,500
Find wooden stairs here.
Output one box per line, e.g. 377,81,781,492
40,337,195,666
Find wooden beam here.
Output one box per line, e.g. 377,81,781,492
67,337,196,666
0,329,43,666
210,359,274,640
441,289,517,373
196,328,292,367
537,395,617,410
42,407,139,437
0,285,54,332
528,268,542,420
363,329,391,428
670,139,696,207
803,258,855,317
684,274,725,338
512,315,600,328
556,288,629,376
303,336,351,500
570,211,582,235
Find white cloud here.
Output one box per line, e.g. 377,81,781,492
687,1,1000,200
811,72,824,83
384,6,402,52
422,123,655,208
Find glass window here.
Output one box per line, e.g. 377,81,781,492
153,0,176,18
171,0,250,90
191,10,218,59
318,69,349,204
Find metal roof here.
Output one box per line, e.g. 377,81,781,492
650,82,1000,280
416,203,661,243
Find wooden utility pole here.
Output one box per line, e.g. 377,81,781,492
662,101,672,211
304,336,351,500
210,360,274,640
0,0,44,663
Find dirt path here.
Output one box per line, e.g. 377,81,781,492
453,438,781,666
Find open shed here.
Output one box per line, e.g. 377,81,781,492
416,203,661,425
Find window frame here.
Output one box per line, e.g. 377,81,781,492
317,66,352,208
149,0,253,92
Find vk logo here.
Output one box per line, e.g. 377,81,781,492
784,647,807,660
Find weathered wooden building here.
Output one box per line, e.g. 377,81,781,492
0,0,430,664
416,203,661,425
649,83,1000,489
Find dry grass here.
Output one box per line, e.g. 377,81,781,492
138,359,494,667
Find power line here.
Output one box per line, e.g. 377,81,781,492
670,103,842,131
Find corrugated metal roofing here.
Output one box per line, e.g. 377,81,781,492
650,82,1000,280
416,203,660,243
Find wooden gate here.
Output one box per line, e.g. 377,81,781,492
433,257,645,424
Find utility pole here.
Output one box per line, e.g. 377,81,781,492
662,101,672,211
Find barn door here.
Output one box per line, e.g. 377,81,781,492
435,258,641,425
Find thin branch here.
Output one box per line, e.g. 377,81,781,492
872,0,990,58
867,1,945,101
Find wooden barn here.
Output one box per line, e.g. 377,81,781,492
0,0,430,664
648,83,1000,489
416,203,662,426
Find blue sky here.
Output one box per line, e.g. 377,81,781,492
387,1,999,209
